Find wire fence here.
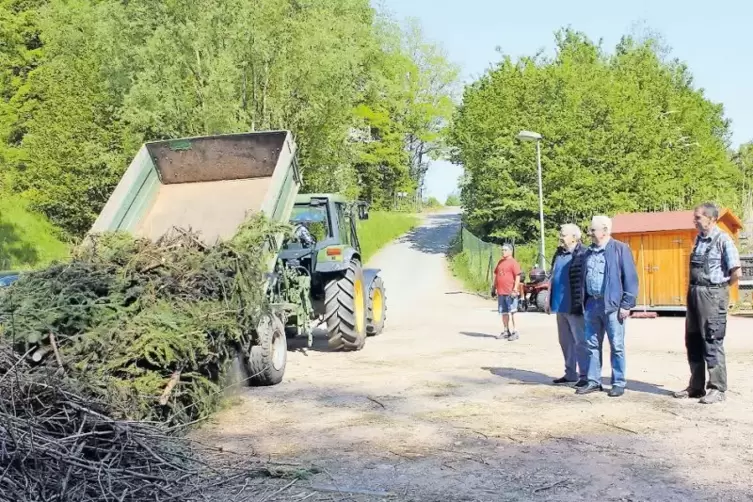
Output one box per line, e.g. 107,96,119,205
459,226,505,288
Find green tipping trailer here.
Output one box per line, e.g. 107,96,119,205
89,130,303,386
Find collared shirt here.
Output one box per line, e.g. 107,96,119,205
550,249,573,313
691,226,741,285
585,241,607,297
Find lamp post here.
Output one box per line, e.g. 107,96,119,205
516,130,546,271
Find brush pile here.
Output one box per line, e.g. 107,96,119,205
0,214,289,425
0,215,294,500
0,346,271,502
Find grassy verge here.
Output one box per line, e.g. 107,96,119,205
446,228,557,295
446,231,490,295
0,194,70,271
357,210,420,263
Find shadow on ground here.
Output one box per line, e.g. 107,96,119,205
287,328,339,353
460,331,500,339
483,366,674,396
400,212,459,255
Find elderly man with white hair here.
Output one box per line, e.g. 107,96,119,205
547,223,588,387
547,223,589,386
576,215,639,397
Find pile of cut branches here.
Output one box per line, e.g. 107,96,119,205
0,346,269,502
0,214,289,425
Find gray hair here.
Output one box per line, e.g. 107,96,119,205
560,223,582,240
591,215,612,233
695,202,719,220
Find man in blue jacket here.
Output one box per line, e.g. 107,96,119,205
547,224,588,386
576,215,639,397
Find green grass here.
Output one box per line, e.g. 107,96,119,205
357,210,420,263
446,232,490,295
0,194,70,271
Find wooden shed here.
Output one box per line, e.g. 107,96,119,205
612,208,743,311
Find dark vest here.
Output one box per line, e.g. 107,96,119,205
550,243,586,316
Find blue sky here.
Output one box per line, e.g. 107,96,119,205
379,0,753,202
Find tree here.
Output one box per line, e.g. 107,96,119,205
0,0,458,236
445,192,460,206
0,0,47,191
449,27,742,242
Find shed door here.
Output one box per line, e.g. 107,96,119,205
623,235,650,306
646,232,688,306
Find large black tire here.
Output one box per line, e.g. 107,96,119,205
535,290,549,313
366,276,387,336
324,260,367,351
246,314,287,386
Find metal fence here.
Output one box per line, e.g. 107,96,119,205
460,226,504,287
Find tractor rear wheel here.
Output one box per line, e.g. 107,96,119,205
366,276,387,336
246,314,287,386
324,260,367,351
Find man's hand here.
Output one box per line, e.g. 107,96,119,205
619,308,630,320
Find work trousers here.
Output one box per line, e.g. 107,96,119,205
685,285,729,392
555,313,585,381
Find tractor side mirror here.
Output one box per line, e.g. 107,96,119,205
357,203,369,220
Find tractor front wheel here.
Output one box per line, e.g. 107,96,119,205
324,260,367,351
246,314,287,386
366,276,387,336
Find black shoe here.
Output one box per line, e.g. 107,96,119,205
575,383,602,395
574,380,588,388
672,388,706,399
553,376,577,385
608,386,625,397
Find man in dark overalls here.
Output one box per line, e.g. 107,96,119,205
674,202,742,404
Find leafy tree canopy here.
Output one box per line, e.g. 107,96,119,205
0,0,459,237
449,27,743,242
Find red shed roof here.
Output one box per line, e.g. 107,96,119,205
612,209,743,234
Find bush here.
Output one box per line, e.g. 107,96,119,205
445,194,461,206
425,196,442,208
0,214,284,426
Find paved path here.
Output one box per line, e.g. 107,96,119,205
200,209,753,501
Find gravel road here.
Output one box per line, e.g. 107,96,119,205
198,208,753,502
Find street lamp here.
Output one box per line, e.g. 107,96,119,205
516,130,546,271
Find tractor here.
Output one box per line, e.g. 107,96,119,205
275,193,387,352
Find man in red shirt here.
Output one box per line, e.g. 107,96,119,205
491,244,522,340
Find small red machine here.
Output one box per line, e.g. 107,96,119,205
518,267,550,313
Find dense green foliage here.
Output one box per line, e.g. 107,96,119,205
0,0,458,237
0,215,284,425
357,210,419,262
0,193,69,270
449,28,745,242
445,193,460,206
425,196,442,208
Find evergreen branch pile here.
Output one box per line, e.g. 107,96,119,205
0,214,290,426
